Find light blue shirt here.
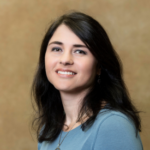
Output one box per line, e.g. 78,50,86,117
38,109,143,150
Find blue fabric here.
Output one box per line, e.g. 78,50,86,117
38,109,143,150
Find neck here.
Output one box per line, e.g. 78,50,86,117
59,88,91,126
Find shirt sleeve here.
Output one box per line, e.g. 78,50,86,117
37,125,45,150
93,114,143,150
38,142,42,150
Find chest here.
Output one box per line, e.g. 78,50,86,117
40,128,97,150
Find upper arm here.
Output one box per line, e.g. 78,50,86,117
93,114,143,150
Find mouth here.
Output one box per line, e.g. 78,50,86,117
56,70,77,78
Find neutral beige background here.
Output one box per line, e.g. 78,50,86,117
0,0,149,150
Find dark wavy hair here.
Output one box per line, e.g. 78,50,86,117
31,11,141,143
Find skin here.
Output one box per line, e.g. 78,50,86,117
45,24,100,131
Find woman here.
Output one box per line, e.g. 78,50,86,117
32,11,143,150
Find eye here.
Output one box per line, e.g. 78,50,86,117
75,50,86,55
52,47,62,52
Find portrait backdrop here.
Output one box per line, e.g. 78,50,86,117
0,0,149,150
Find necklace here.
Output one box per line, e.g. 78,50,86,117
55,121,77,150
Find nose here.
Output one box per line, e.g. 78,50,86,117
59,51,74,65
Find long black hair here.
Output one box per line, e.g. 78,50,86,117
31,11,141,143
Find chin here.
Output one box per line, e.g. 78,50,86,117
54,85,73,91
56,86,81,94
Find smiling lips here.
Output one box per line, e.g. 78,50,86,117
56,69,77,78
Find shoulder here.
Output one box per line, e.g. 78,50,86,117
95,109,137,137
96,109,135,129
92,109,143,150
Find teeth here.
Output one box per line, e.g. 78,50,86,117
57,71,75,75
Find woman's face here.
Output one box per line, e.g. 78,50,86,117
45,24,99,94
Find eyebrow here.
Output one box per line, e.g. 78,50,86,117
48,41,87,48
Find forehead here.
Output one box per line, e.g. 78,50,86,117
49,24,85,45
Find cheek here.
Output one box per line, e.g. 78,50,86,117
77,60,97,77
45,54,56,78
45,54,51,72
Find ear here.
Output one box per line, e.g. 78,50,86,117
97,68,101,75
96,63,101,75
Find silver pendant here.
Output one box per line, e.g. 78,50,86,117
55,148,60,150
